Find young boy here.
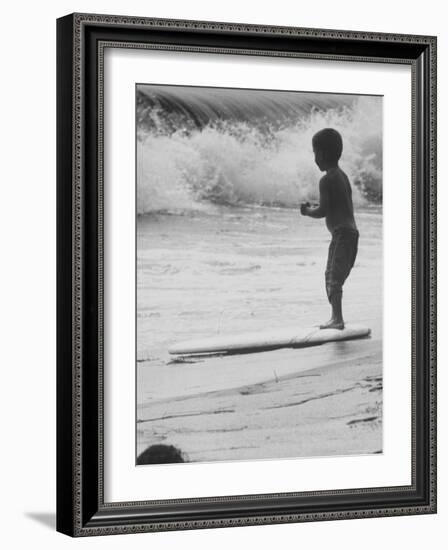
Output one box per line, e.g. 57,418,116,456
300,128,359,330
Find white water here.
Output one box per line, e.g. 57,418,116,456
137,89,382,213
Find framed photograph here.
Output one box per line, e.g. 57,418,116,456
57,13,437,536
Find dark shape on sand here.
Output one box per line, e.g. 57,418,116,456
137,444,185,465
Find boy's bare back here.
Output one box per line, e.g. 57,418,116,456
320,167,357,235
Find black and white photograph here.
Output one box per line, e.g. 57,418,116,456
136,84,383,465
0,0,442,543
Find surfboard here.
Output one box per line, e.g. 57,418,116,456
168,324,371,356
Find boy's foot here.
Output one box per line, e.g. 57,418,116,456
319,319,345,330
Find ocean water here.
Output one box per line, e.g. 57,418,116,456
136,85,383,214
136,206,382,367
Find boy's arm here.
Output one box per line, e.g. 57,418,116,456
303,177,330,218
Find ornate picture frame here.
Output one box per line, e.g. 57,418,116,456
57,13,436,536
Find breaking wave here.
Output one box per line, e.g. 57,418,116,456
136,86,382,214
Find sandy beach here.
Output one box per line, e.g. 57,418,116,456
136,207,382,462
137,341,382,462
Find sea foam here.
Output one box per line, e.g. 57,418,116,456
136,87,382,214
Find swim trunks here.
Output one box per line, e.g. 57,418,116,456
325,226,359,301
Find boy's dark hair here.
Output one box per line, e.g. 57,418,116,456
312,128,343,162
137,444,185,465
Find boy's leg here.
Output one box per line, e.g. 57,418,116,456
321,236,345,329
329,291,344,327
320,290,344,329
320,232,351,330
320,229,358,329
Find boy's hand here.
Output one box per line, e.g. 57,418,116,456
300,202,311,216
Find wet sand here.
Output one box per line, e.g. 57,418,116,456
137,339,382,461
137,207,382,462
